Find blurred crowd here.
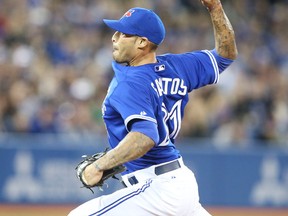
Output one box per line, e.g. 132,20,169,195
0,0,287,147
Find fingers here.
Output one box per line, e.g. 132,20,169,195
83,163,103,186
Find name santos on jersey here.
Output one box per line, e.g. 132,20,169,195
151,77,187,97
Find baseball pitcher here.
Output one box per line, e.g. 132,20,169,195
69,0,237,215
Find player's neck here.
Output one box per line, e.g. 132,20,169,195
128,52,157,66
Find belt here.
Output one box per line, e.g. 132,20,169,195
124,159,181,186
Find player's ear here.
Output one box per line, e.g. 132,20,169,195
138,37,149,49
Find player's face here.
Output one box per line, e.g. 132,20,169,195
111,31,139,64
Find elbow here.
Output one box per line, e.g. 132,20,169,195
217,41,238,60
226,29,238,60
216,30,238,60
230,44,238,60
230,39,238,60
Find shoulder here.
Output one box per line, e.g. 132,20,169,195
157,50,221,72
125,65,157,85
113,68,155,94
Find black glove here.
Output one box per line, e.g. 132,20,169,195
75,148,126,193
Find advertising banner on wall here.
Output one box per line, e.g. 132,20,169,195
0,135,287,207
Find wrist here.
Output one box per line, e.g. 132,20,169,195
94,162,103,171
207,1,222,12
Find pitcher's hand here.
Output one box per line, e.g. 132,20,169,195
200,0,221,12
82,163,104,186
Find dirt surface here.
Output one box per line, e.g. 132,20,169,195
0,205,287,216
207,207,288,216
0,205,73,216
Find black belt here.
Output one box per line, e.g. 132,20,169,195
125,160,181,186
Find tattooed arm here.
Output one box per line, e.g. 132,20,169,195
201,0,238,60
83,132,154,186
96,132,154,169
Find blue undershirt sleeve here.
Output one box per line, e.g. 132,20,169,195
129,120,159,145
211,48,234,73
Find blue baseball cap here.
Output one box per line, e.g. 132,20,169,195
103,7,165,45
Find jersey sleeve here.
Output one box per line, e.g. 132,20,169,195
130,120,159,144
210,49,234,73
109,81,157,130
164,49,233,91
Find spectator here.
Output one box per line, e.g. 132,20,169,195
0,0,287,146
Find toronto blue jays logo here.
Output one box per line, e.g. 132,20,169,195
123,9,135,18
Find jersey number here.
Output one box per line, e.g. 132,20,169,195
159,100,182,146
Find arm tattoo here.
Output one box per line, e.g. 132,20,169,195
210,4,238,59
95,132,155,170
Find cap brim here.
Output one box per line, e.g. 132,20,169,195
103,19,135,35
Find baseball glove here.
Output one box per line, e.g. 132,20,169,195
75,148,126,193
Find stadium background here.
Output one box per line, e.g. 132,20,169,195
0,0,287,215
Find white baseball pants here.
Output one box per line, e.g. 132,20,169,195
68,158,212,216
